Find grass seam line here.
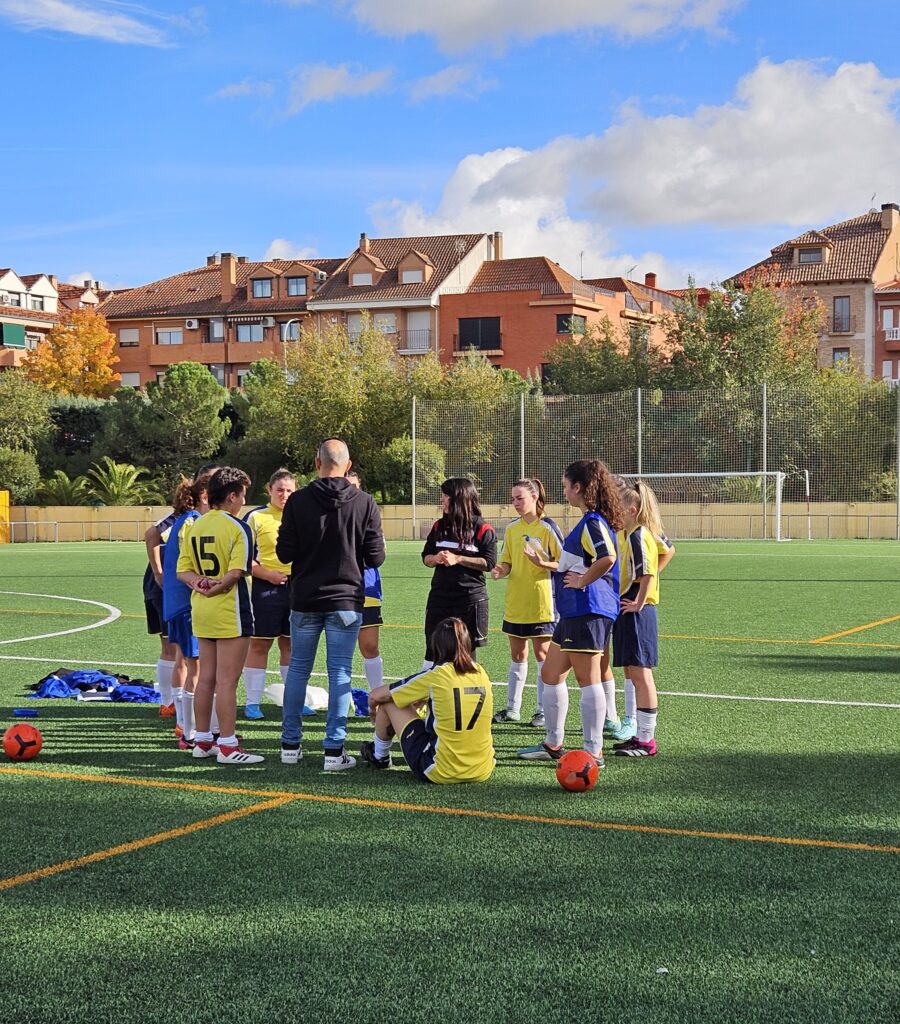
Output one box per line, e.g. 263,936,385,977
3,767,897,856
811,614,900,644
0,795,293,892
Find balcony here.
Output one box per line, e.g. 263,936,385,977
150,341,225,366
398,328,432,353
453,333,504,357
885,328,900,341
825,315,857,335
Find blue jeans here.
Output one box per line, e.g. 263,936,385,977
281,610,362,751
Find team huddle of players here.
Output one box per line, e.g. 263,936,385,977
142,458,671,781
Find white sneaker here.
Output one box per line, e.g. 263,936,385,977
216,744,264,765
281,746,302,765
191,740,218,759
324,751,357,772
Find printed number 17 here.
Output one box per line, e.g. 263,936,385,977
452,687,486,731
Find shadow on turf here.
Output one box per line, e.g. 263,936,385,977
747,654,900,675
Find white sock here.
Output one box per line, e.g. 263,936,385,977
602,678,618,721
374,736,393,759
364,657,384,690
182,690,195,740
535,660,545,712
155,659,175,705
172,686,185,731
217,734,238,748
280,663,289,684
624,678,636,719
243,667,267,705
637,708,658,743
579,683,606,757
421,659,434,672
506,661,528,714
194,730,213,743
542,684,569,748
210,704,219,734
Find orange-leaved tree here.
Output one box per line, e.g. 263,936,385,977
23,307,120,397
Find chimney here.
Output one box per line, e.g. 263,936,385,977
207,254,218,266
881,203,899,231
644,271,657,289
492,231,503,261
220,252,237,302
238,255,249,264
360,232,370,254
48,275,58,291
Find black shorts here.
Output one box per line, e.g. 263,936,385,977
612,605,659,668
400,719,436,783
361,605,383,629
551,613,614,654
251,582,290,638
502,620,555,638
145,595,165,636
425,599,489,660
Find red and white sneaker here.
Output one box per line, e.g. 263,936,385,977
216,744,264,765
191,740,218,759
612,736,658,757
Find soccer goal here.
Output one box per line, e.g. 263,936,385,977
617,472,787,541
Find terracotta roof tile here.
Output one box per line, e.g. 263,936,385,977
468,257,579,292
583,276,628,293
0,304,60,323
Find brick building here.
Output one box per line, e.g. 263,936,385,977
0,269,62,368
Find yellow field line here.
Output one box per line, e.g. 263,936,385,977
811,614,900,644
0,795,293,892
3,767,897,856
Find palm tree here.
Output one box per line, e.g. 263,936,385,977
86,456,162,505
38,470,91,505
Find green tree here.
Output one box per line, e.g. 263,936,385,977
0,447,41,503
86,456,162,505
38,470,91,505
39,395,108,477
0,370,52,454
368,435,446,503
224,359,293,491
542,317,657,394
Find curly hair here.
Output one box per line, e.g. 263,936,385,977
208,467,250,507
564,460,624,530
171,476,195,515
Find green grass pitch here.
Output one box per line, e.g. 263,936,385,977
0,540,898,1024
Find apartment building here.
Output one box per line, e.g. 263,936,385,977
100,253,342,389
0,269,61,368
730,204,900,378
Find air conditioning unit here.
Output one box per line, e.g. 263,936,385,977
316,270,327,282
262,317,275,328
185,318,200,330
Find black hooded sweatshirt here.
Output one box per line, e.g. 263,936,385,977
276,477,385,613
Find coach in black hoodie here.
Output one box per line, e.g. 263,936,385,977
276,438,385,771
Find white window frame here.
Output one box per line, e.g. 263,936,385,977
119,372,141,388
30,296,45,311
252,278,273,298
883,308,894,331
209,318,225,340
798,248,823,264
401,269,423,284
280,321,300,341
156,328,183,346
207,363,225,385
351,272,373,286
286,276,307,297
119,328,140,347
881,359,893,379
237,323,264,343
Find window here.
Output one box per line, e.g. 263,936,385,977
373,313,396,334
30,296,45,311
119,372,141,388
798,248,823,264
883,309,895,331
24,332,40,350
236,368,251,388
401,269,423,284
156,371,167,385
351,272,373,286
286,277,307,297
208,318,225,341
280,321,300,342
119,328,140,347
457,317,501,350
252,278,272,298
237,323,264,343
556,313,586,334
833,296,851,333
207,364,225,385
832,347,850,368
156,328,183,346
629,323,650,356
882,360,894,380
6,292,21,307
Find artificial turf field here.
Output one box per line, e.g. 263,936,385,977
0,540,898,1024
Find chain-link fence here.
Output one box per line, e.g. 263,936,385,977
412,385,900,540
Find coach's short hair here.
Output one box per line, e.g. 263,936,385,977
317,437,350,467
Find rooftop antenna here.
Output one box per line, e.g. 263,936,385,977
870,192,877,213
626,263,637,281
579,250,584,280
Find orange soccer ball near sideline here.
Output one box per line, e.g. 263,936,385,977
555,749,599,792
3,723,43,762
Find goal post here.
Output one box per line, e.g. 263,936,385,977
617,472,787,541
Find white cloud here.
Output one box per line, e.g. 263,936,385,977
214,79,275,100
264,239,318,261
66,272,98,287
408,64,496,103
343,0,740,51
0,0,171,46
287,63,393,114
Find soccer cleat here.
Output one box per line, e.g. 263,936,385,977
609,716,637,743
612,736,658,757
244,703,264,720
191,740,218,759
492,708,521,724
359,741,391,769
280,745,302,765
159,703,176,718
216,744,264,765
530,710,545,729
602,717,623,739
324,751,357,772
594,755,607,770
517,742,564,761
177,736,194,751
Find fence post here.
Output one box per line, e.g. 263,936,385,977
636,387,642,476
519,392,526,479
762,382,768,540
411,396,417,542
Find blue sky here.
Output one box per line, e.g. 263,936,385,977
2,0,899,290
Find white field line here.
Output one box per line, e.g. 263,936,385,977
0,654,896,710
0,592,121,647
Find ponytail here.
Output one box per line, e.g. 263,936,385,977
621,479,665,536
512,477,546,517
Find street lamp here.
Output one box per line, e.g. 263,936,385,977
282,317,301,382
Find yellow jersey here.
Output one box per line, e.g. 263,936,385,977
499,516,564,624
176,509,255,638
244,503,291,575
390,662,494,784
617,525,659,606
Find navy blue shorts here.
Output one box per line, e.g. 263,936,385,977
502,620,555,638
361,605,383,629
167,609,199,659
145,595,165,636
400,718,436,783
612,605,659,668
251,582,290,638
551,614,614,654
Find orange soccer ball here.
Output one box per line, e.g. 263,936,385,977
556,749,599,792
3,723,43,762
